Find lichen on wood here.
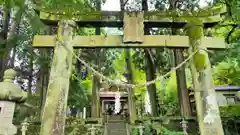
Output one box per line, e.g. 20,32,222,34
33,35,226,48
39,20,76,135
37,4,225,18
186,19,225,135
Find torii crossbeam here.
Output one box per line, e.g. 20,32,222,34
33,10,226,49
33,35,225,48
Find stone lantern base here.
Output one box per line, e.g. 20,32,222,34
0,101,17,135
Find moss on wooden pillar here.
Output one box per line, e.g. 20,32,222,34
185,20,224,135
40,20,76,135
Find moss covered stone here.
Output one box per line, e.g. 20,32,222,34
0,69,27,103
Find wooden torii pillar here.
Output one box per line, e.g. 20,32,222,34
33,6,226,135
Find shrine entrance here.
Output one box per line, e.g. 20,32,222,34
32,4,227,135
99,82,129,122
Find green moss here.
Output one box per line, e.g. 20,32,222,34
184,19,204,39
185,19,208,71
37,5,225,24
37,4,225,17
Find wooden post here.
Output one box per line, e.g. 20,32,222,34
186,20,224,135
40,20,76,135
188,49,205,134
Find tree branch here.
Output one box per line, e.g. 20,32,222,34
226,25,238,44
123,0,129,7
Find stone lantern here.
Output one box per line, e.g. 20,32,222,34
0,69,27,135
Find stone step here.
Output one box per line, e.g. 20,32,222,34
105,121,128,135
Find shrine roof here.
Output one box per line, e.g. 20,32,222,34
215,86,240,91
188,86,240,91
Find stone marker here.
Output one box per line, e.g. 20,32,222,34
0,69,27,135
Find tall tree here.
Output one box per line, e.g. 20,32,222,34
0,0,25,80
169,0,192,116
0,2,11,80
120,0,137,123
142,0,158,116
91,0,101,118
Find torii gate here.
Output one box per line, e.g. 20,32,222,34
33,5,226,135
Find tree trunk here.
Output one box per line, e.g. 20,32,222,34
125,49,137,124
91,0,101,118
186,21,224,135
0,3,24,79
28,53,33,95
39,49,51,110
145,52,158,116
172,26,191,117
174,49,192,116
0,3,11,80
168,0,192,117
120,0,137,123
91,73,100,118
39,27,54,111
142,0,158,116
40,20,75,135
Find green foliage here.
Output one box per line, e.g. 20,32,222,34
68,74,89,108
112,49,146,94
213,59,240,85
144,124,153,135
161,127,184,135
81,76,93,95
65,117,88,135
132,124,184,135
220,104,240,118
157,72,180,116
39,0,95,11
132,128,140,135
132,48,171,74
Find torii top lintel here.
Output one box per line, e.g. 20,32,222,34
32,5,226,49
35,5,226,28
